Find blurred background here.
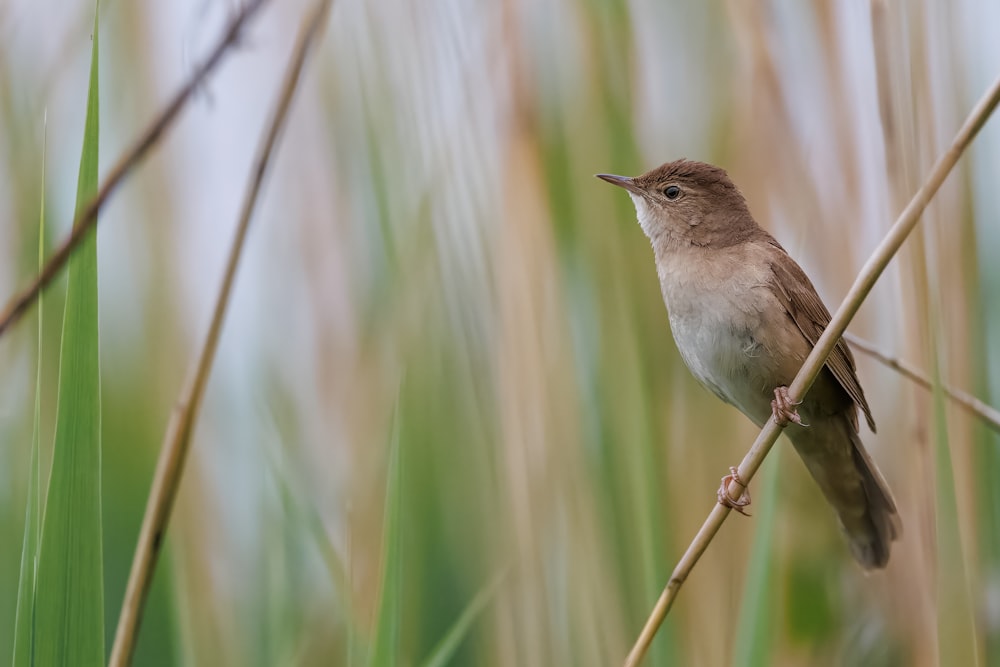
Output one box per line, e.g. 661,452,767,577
1,0,1000,664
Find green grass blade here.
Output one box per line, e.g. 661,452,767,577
931,341,981,666
925,258,980,665
731,455,780,667
256,406,365,657
12,115,47,667
419,570,505,667
368,403,403,667
33,6,104,665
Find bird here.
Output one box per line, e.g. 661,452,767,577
597,159,900,569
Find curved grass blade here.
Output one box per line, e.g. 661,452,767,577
419,570,506,667
368,402,403,667
256,404,365,658
33,5,105,665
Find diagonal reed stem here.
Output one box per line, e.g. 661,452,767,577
0,0,272,341
845,333,1000,433
107,2,333,664
623,72,1000,667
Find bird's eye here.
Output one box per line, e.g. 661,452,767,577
664,185,681,200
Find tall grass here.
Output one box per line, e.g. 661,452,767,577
31,5,104,665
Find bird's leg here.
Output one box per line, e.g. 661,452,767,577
717,466,751,516
771,385,806,427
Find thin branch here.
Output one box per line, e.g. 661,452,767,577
844,332,1000,433
107,1,334,664
0,0,272,341
624,72,1000,667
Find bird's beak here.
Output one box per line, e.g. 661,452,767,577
596,173,641,195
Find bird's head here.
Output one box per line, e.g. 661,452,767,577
597,159,761,248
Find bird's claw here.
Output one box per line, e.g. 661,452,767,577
771,385,807,427
717,466,751,516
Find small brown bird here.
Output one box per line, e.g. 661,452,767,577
598,160,900,569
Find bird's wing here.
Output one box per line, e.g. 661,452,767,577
767,242,877,432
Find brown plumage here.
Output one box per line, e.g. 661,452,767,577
598,159,900,569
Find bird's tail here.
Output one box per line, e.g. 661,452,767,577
790,416,900,569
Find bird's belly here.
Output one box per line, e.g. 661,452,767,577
668,305,792,427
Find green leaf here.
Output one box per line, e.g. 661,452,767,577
33,5,105,666
12,115,47,667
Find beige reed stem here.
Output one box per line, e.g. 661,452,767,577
107,2,333,664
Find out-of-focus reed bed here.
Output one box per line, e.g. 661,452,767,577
0,0,998,665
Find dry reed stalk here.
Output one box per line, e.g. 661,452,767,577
107,1,334,664
846,333,1000,432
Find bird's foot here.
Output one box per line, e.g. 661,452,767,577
717,466,751,516
771,385,807,427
